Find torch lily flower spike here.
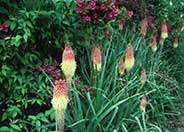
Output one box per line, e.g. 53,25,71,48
60,43,76,84
125,44,134,72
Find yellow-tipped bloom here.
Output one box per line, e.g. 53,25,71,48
51,80,68,111
92,45,102,72
140,96,147,112
118,58,125,76
125,44,134,72
51,80,68,132
173,37,179,48
150,34,157,52
60,44,76,81
161,21,168,40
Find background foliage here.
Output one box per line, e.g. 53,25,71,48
0,0,184,131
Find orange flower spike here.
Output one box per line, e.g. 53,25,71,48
51,80,68,111
92,45,102,72
119,58,125,76
140,96,147,112
161,21,168,40
151,34,157,52
60,44,76,81
173,37,179,48
51,80,68,132
141,69,147,84
141,17,148,36
125,44,134,72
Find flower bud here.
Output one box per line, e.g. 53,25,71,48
141,17,148,36
150,34,157,52
92,45,102,72
141,69,147,84
161,21,168,40
125,44,134,72
140,96,147,112
118,58,125,76
173,37,179,48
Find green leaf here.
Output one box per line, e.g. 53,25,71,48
2,112,8,121
0,7,8,14
64,0,72,4
14,35,22,47
28,115,37,121
0,126,10,131
10,21,17,31
10,124,21,131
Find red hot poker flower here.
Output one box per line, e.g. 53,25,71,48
125,44,134,71
140,96,147,112
141,17,148,36
51,79,68,132
161,21,168,39
92,45,102,72
60,44,76,82
141,69,147,84
119,58,125,76
151,34,157,52
173,37,179,48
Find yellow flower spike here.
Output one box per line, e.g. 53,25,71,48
91,45,102,72
60,43,76,83
51,80,68,132
161,21,168,40
141,17,148,36
150,34,157,52
141,69,147,84
140,96,147,112
118,58,125,76
173,37,179,48
125,44,134,72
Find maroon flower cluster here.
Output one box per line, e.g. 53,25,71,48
76,0,123,23
0,22,9,32
32,60,60,80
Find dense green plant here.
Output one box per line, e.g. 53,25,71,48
0,0,183,131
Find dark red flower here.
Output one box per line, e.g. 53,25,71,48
88,0,97,10
83,16,91,22
0,22,9,32
100,4,108,11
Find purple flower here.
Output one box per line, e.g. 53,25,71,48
110,4,120,18
127,10,133,17
53,60,58,68
147,16,154,28
88,0,97,10
100,4,108,11
83,16,91,22
46,66,56,72
51,72,61,80
0,22,9,32
77,0,84,5
76,7,86,15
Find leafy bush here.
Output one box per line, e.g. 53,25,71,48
0,0,183,131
